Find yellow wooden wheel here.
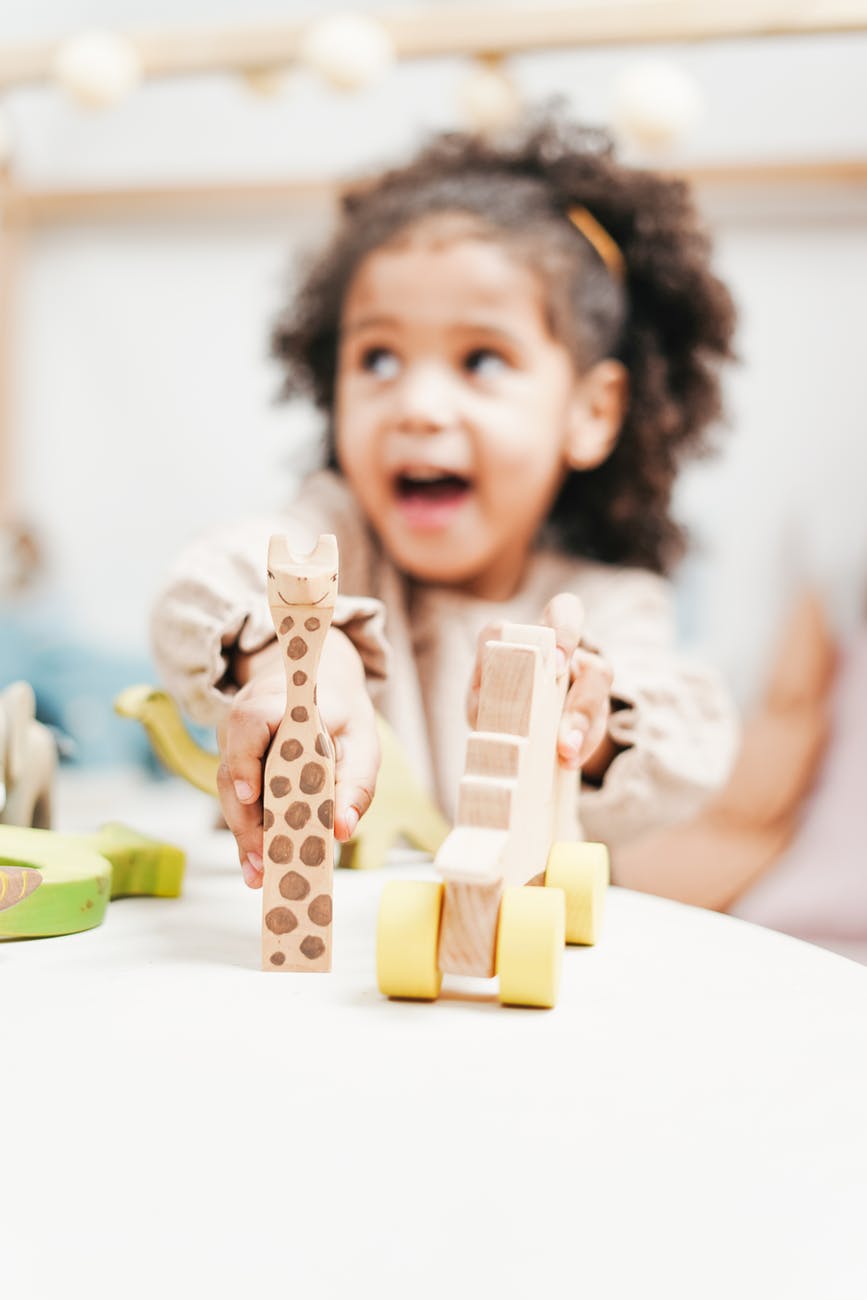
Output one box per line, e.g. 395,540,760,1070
495,886,565,1009
377,880,444,1000
544,841,609,945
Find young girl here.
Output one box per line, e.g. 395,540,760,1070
152,117,739,892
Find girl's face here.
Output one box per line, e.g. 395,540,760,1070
335,227,612,599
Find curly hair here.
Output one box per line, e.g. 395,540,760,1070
272,115,736,575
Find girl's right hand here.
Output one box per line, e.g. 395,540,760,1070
216,628,380,889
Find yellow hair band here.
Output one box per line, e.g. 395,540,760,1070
567,206,626,282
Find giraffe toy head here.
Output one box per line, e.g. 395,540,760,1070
267,534,338,611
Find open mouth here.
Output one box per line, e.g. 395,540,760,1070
394,470,472,504
392,468,473,531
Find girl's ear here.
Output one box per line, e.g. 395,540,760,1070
564,360,629,471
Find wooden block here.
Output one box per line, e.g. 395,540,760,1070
261,534,337,972
437,878,502,978
465,733,522,779
476,643,538,736
434,825,509,886
456,775,515,829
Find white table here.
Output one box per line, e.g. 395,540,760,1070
3,773,867,1300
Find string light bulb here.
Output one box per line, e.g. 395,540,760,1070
457,55,522,134
53,30,141,109
298,13,394,91
611,58,703,152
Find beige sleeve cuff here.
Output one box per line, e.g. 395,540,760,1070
153,591,390,728
580,654,740,856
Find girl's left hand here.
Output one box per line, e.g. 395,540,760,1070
466,593,615,778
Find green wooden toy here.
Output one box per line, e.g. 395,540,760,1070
0,822,185,939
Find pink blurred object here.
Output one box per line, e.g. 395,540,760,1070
731,626,867,957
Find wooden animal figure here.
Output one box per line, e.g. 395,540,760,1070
0,681,56,830
115,684,220,795
261,534,338,972
377,624,610,1009
0,822,185,939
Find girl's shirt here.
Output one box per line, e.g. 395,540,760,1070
151,470,738,861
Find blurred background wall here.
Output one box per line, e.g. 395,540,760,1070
2,1,866,750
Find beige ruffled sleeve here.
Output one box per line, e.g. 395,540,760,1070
150,471,390,726
578,567,739,856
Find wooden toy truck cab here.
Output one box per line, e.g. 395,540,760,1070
377,623,610,1008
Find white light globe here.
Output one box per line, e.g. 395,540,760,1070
298,13,395,91
611,59,703,151
53,30,141,109
457,61,522,134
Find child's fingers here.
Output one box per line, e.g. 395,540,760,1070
216,761,265,889
557,648,614,769
216,685,284,888
331,698,381,842
541,592,585,678
466,620,504,726
218,689,284,806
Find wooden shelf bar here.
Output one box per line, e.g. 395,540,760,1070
3,158,864,226
1,2,867,90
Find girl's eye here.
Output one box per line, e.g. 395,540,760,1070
464,348,509,378
361,347,400,379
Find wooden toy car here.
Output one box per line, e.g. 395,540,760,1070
376,623,609,1008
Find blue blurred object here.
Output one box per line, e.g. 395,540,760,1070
0,610,213,770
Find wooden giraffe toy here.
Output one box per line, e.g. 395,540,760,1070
377,623,610,1008
261,533,338,972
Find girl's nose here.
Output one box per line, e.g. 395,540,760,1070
395,363,455,432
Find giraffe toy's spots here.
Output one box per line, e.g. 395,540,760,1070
279,616,294,634
300,836,326,867
270,952,286,966
308,895,332,926
300,763,326,794
286,802,311,829
293,671,307,686
315,733,330,757
280,871,310,900
270,775,292,798
263,809,275,830
265,906,298,934
291,706,309,723
300,935,326,960
317,800,334,829
287,637,308,660
305,617,320,631
268,836,293,864
281,739,303,762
